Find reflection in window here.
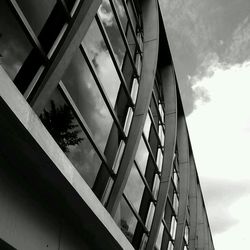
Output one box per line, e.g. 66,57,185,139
173,193,179,215
184,224,189,243
83,18,121,108
98,0,126,66
16,0,56,36
167,241,174,250
124,163,145,212
135,137,149,175
114,196,138,242
155,223,164,250
153,174,160,199
62,48,115,154
170,216,177,239
156,148,163,172
145,202,155,230
39,88,103,188
140,233,148,250
0,1,32,80
143,113,151,140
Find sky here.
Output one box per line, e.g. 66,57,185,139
159,0,250,249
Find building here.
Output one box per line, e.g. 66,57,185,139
0,0,214,249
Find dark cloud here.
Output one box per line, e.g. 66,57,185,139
158,0,250,115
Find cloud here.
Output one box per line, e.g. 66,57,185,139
201,178,250,234
224,17,250,63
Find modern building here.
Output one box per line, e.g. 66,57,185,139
0,0,214,249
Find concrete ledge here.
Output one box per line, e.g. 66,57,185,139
0,66,133,250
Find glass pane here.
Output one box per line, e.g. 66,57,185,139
139,233,148,250
159,124,164,147
135,137,149,175
170,216,177,239
124,163,145,212
114,196,138,242
62,48,116,154
168,241,174,250
173,193,179,215
39,88,102,188
184,224,189,243
83,18,121,108
156,148,163,172
143,113,152,140
114,0,128,32
155,223,164,250
159,103,165,122
16,0,56,36
145,202,155,230
153,174,160,199
98,0,126,66
0,1,32,80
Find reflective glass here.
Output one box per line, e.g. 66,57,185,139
139,233,148,250
153,174,160,199
83,18,121,108
39,88,102,188
150,97,159,129
159,103,165,122
0,1,32,80
62,49,116,154
184,224,189,243
156,148,163,172
98,0,126,66
155,223,164,250
168,241,174,250
124,163,145,212
114,196,138,242
131,78,139,103
159,124,165,147
114,0,128,32
170,216,177,239
145,202,155,230
135,137,149,175
124,107,133,136
173,169,179,189
143,113,152,140
173,193,179,215
16,0,56,36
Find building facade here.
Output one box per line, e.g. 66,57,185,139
0,0,214,249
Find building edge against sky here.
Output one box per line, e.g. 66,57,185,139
0,0,214,249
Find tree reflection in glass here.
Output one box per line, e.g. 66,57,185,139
39,88,102,188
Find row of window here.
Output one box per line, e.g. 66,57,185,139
113,73,167,248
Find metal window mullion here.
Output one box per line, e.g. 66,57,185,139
167,196,177,218
121,0,141,55
122,193,149,235
162,219,173,240
109,0,139,78
79,45,126,140
127,0,140,29
58,81,115,178
134,160,156,203
57,0,71,21
152,90,165,129
148,108,164,152
95,14,135,108
142,133,161,175
7,0,48,63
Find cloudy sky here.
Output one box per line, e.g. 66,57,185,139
159,0,250,248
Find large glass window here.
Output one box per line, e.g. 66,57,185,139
62,48,116,154
39,88,104,188
0,1,32,80
124,163,146,212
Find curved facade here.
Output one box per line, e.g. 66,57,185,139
0,0,214,249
